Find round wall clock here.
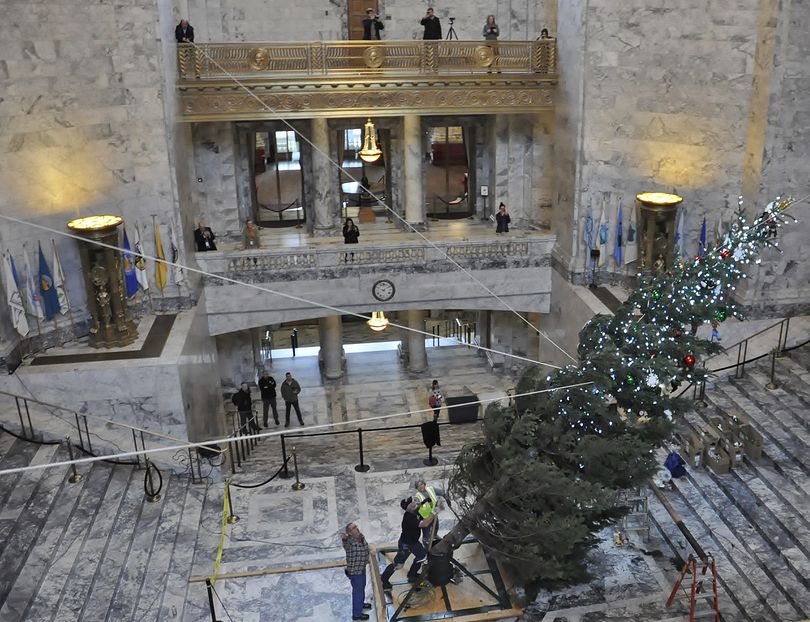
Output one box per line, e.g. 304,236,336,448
372,279,395,302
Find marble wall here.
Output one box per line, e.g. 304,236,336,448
176,0,555,42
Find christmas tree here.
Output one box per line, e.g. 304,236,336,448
435,197,793,585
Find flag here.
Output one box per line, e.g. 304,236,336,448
170,222,184,287
613,201,623,267
51,242,69,315
133,223,149,291
674,206,685,258
698,217,707,256
2,253,29,336
597,199,609,267
38,243,60,321
154,221,168,292
714,212,725,244
24,250,44,320
583,201,594,270
122,229,139,298
624,206,639,265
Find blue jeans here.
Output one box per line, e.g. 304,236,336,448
348,573,366,616
380,540,427,584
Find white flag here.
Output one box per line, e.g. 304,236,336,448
170,222,184,286
674,207,686,259
624,206,639,265
52,243,69,315
132,223,150,291
596,199,609,268
714,212,725,244
24,250,44,320
2,253,29,336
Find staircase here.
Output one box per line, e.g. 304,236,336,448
0,437,210,622
647,345,810,621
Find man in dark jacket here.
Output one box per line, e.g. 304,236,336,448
258,371,278,426
420,8,442,40
380,498,429,590
362,9,384,40
231,382,259,433
280,372,304,427
193,220,217,251
175,19,194,43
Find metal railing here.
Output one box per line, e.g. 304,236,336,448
0,389,219,481
429,318,477,347
225,408,265,475
178,39,556,80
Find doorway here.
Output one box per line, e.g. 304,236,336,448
253,130,306,227
337,127,389,222
348,0,379,40
426,126,472,219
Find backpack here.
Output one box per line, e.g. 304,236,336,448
664,451,687,478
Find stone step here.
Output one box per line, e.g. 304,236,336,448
0,444,66,607
740,369,810,432
773,356,810,412
25,463,116,622
0,437,42,542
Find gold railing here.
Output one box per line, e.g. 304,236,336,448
177,40,556,80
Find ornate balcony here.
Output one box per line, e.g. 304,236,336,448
177,40,557,121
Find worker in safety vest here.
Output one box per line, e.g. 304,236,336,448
414,479,442,548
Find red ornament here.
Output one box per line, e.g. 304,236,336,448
695,255,702,262
683,354,696,368
721,250,731,259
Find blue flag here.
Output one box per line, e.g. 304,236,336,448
122,230,139,298
698,217,707,256
38,243,60,321
613,203,623,266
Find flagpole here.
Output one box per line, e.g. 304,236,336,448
138,220,155,313
53,239,78,339
151,215,164,299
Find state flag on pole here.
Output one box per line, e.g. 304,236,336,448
597,199,609,268
3,252,29,336
122,229,139,298
583,200,594,269
154,221,168,292
613,201,623,267
24,250,44,320
52,242,69,315
170,222,184,286
698,217,707,256
38,243,60,321
674,206,686,258
624,206,639,265
133,223,149,291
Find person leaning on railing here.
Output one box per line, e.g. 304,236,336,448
175,19,194,43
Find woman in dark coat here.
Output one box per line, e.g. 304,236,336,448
495,203,510,233
343,218,360,261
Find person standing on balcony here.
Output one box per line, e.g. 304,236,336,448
495,202,510,233
281,372,304,427
421,7,442,40
362,9,384,40
175,19,194,43
244,218,260,249
232,382,260,434
343,218,360,262
483,14,499,40
193,219,217,251
258,370,278,426
537,27,552,40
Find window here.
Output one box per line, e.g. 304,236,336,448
275,130,299,154
344,128,363,151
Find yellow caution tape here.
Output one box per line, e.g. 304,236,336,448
212,482,230,583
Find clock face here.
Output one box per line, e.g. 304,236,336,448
372,279,395,302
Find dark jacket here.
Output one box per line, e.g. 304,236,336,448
496,211,511,233
483,23,500,41
175,24,194,43
281,378,301,403
231,388,252,412
421,16,442,40
362,16,384,40
258,375,276,399
401,511,421,545
343,224,360,244
194,227,217,251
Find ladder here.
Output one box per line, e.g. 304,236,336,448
666,553,720,622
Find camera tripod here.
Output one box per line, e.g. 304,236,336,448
446,18,458,40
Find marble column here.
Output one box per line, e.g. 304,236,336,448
310,117,337,235
319,315,344,379
406,309,427,373
403,115,424,226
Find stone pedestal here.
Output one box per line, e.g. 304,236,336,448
403,115,424,226
406,309,427,372
319,315,344,379
311,117,337,234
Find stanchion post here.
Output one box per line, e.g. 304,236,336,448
65,436,83,483
354,428,371,473
133,430,141,469
15,397,26,438
765,348,778,390
205,579,222,622
83,416,93,453
280,434,292,479
291,446,305,491
226,479,240,524
423,444,438,467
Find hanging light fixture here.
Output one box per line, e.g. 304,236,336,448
367,310,389,332
359,118,382,163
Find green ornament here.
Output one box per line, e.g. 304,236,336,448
625,373,636,385
652,290,662,301
715,309,727,322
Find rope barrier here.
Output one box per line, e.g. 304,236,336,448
230,456,291,489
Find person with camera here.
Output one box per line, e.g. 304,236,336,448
421,7,442,40
482,14,499,40
428,379,443,421
362,8,384,40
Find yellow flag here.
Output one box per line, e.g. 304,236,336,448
154,222,168,291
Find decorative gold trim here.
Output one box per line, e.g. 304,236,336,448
363,46,385,68
474,46,495,68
